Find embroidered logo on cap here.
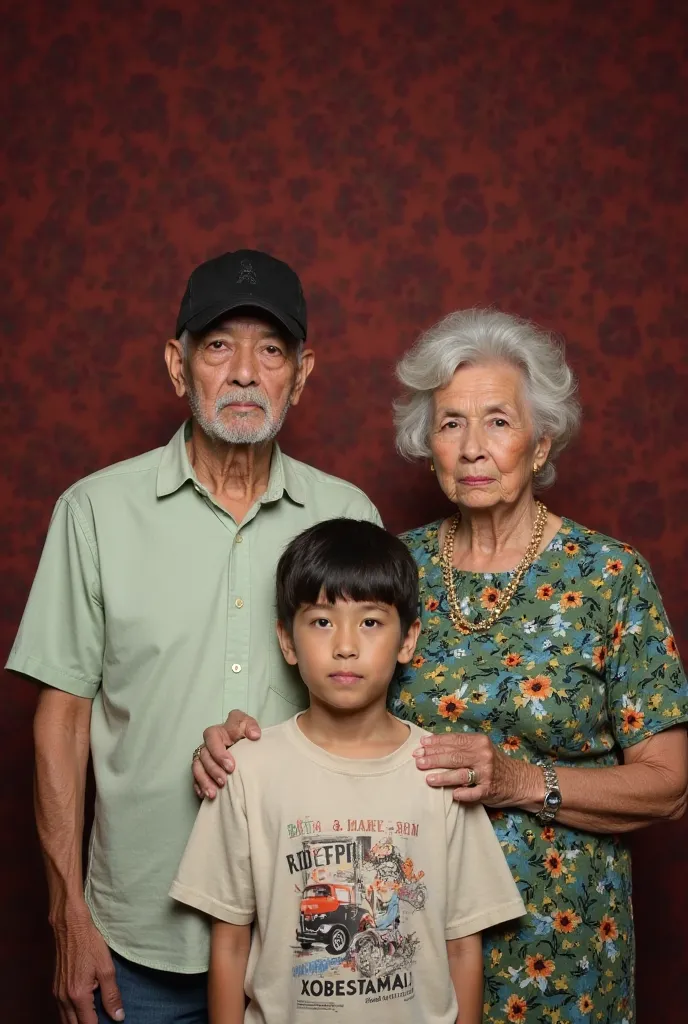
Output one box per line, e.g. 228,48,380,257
236,259,257,285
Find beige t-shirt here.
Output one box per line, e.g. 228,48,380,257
170,717,525,1023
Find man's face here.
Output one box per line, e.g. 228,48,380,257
166,314,314,445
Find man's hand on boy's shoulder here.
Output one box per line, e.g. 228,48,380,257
191,710,262,799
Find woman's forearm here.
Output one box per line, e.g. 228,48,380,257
512,730,688,833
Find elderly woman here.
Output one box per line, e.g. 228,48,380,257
390,308,688,1024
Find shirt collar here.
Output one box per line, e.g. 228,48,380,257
156,419,305,506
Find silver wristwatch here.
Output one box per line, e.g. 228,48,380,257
535,761,562,824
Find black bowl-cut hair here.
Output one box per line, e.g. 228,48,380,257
276,519,419,634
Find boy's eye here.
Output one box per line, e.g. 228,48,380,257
313,618,331,628
362,618,381,628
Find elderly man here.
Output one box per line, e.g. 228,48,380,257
7,250,380,1024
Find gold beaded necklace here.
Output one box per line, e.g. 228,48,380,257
440,501,549,635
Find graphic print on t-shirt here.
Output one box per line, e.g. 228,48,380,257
286,815,427,1013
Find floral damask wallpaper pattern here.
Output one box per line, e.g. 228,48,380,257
1,0,686,1020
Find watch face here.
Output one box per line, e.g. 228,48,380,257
545,791,562,810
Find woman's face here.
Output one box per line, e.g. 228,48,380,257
429,360,551,511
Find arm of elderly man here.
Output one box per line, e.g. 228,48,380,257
10,498,124,1024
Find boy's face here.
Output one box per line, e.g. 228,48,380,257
277,596,420,713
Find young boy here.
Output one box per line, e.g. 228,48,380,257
170,519,525,1024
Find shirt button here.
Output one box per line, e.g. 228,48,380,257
235,598,244,609
231,663,241,673
235,534,243,544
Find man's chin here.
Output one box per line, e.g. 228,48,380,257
199,417,278,446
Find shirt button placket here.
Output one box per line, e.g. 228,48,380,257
225,529,250,718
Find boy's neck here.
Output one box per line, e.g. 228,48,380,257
297,700,409,759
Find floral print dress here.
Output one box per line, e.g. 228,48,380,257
391,518,688,1024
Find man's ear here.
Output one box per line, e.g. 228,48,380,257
289,349,315,407
397,618,421,665
165,338,188,398
276,620,298,665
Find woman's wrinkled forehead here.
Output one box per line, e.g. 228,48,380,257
433,360,531,419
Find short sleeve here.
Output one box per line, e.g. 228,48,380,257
444,792,526,939
605,556,688,748
169,765,255,926
6,496,104,697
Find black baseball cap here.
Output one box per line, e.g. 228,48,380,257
175,249,307,341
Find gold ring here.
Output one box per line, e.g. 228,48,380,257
192,744,205,765
466,767,477,788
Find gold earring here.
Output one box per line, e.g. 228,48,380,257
533,463,539,475
430,462,435,473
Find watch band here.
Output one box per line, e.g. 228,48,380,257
535,761,562,823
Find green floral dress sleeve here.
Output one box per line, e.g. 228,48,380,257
605,553,688,747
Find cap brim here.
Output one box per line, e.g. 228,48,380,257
178,297,305,342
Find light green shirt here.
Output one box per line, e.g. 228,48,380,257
7,421,382,972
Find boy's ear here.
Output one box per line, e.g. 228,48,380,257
397,618,421,665
276,620,298,665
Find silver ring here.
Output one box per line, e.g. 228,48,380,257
465,767,477,788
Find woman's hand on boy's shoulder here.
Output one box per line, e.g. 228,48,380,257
191,710,262,799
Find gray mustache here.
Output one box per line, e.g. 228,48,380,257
216,389,270,414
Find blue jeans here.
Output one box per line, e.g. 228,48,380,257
95,950,208,1024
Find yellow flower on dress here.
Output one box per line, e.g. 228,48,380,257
664,634,679,659
610,621,624,650
605,558,624,575
543,848,565,877
437,694,468,722
552,909,582,933
503,994,528,1021
577,994,594,1014
502,735,521,752
525,953,556,980
480,586,501,609
560,591,583,610
520,675,553,701
503,652,524,668
563,541,580,556
620,705,645,734
398,690,414,707
598,914,618,941
592,646,607,670
536,583,554,600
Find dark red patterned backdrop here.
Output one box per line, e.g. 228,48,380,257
2,0,686,1020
